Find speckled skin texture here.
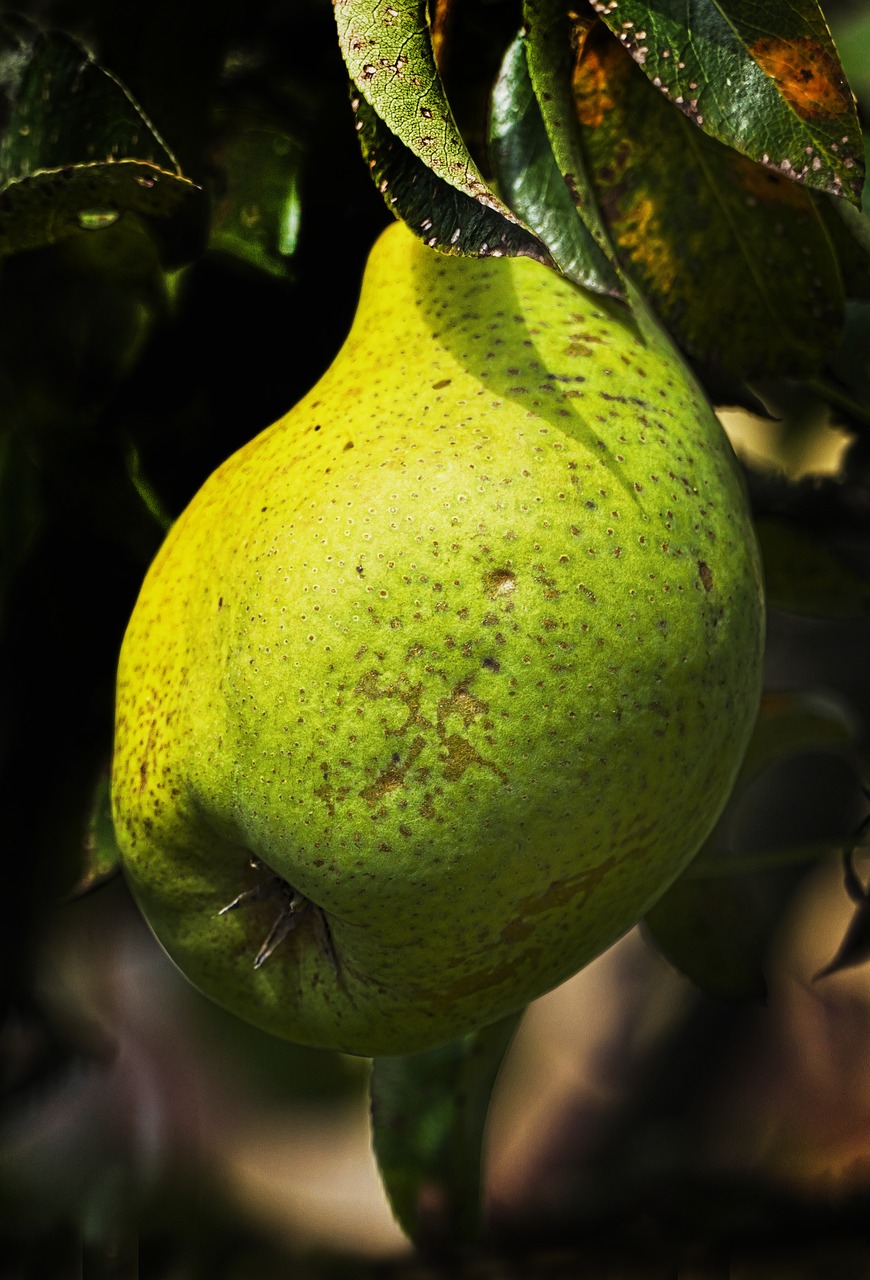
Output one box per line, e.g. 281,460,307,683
112,222,765,1056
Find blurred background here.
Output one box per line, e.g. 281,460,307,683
2,0,870,1275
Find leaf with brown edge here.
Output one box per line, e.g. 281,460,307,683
352,91,550,261
591,0,863,205
573,25,844,380
334,0,545,255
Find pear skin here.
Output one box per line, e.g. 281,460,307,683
112,221,764,1056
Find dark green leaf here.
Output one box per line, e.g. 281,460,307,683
0,17,200,256
68,770,122,899
757,517,870,618
816,196,870,300
488,32,619,295
335,0,545,258
352,92,549,260
736,688,861,786
370,1010,521,1249
208,108,306,280
826,299,870,410
593,0,864,204
573,24,844,379
644,859,770,1001
517,0,622,294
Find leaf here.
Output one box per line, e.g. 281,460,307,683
352,91,549,260
208,108,306,280
370,1010,521,1249
67,769,122,899
815,816,870,979
735,688,862,788
816,196,870,299
573,24,844,379
488,32,619,295
0,16,200,257
592,0,864,204
643,858,770,1001
334,0,545,258
826,299,870,410
518,0,622,294
756,517,870,619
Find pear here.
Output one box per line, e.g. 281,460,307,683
112,221,764,1056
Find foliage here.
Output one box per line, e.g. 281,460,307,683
2,0,870,1271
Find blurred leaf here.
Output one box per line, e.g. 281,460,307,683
593,0,864,204
829,2,870,104
489,32,619,295
68,770,121,898
335,0,545,259
0,16,200,257
737,688,862,785
757,517,870,618
573,24,844,380
816,837,870,979
644,858,770,1000
209,109,306,279
825,299,870,410
817,196,870,299
352,92,548,260
371,1010,521,1249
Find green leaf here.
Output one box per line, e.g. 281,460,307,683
352,92,549,260
488,32,619,295
518,0,622,294
756,517,870,619
0,16,200,257
644,857,770,1001
817,196,870,299
370,1010,521,1249
334,0,545,258
208,108,306,280
826,299,870,410
736,688,861,787
573,24,844,379
68,769,122,898
593,0,864,204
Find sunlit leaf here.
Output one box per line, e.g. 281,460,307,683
352,92,549,260
488,32,619,294
0,17,200,257
592,0,864,203
371,1011,521,1248
573,24,844,379
757,517,870,618
334,0,545,258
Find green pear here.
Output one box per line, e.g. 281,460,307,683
112,221,764,1056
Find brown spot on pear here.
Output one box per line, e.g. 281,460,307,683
111,220,764,1056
